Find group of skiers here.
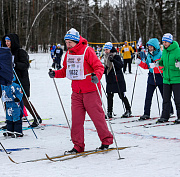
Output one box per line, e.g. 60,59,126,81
0,27,179,155
48,28,180,154
136,33,180,123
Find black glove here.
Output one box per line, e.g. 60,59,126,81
108,55,114,62
91,73,99,84
48,69,55,78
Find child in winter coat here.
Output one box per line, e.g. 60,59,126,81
1,76,23,138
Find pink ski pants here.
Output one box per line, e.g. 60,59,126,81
71,91,113,152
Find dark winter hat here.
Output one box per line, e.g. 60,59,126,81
64,28,80,42
162,33,173,43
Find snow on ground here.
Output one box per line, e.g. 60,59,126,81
0,53,180,177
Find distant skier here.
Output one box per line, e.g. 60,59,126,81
53,44,63,70
121,41,134,74
50,44,56,68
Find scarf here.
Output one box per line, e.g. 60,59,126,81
104,52,116,75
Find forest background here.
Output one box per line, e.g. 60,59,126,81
0,0,179,52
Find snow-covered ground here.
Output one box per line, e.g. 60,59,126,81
0,53,180,177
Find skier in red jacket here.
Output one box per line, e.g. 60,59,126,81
49,28,113,153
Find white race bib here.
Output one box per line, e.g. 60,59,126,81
124,47,129,52
66,47,88,80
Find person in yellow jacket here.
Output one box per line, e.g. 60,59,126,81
121,41,134,73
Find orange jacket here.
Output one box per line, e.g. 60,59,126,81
121,42,134,59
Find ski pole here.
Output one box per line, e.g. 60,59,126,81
111,63,125,112
19,105,38,139
100,81,116,117
152,69,161,116
130,64,139,107
0,142,11,154
150,58,161,116
92,73,123,160
49,69,71,130
13,68,41,127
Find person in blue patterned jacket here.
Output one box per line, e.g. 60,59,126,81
1,75,23,138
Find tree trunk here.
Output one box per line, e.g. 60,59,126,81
133,0,137,41
1,0,5,35
145,0,150,43
174,0,177,40
118,0,123,41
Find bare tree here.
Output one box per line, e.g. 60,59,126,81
145,0,150,42
118,0,123,41
174,0,177,40
1,0,5,35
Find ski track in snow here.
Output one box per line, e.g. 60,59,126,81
0,53,180,177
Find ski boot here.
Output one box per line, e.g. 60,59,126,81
64,148,79,155
98,144,109,150
139,114,150,121
157,117,169,123
121,110,132,118
28,117,42,128
3,132,13,137
11,133,23,138
174,119,180,124
105,112,112,119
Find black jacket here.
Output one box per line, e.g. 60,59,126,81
2,34,30,97
104,47,126,93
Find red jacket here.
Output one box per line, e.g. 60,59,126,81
54,36,104,93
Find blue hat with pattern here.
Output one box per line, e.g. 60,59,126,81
64,28,80,42
104,42,113,50
162,33,173,43
5,36,11,41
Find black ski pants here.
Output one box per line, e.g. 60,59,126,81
123,58,131,73
7,119,22,134
161,83,180,119
107,92,131,113
144,84,173,116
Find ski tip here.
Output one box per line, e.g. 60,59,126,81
45,154,57,162
8,156,19,164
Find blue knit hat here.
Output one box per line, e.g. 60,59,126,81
162,33,173,43
5,36,11,41
64,28,80,42
104,42,113,50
